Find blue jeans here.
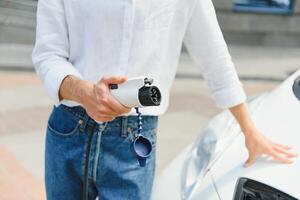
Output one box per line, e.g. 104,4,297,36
45,105,158,200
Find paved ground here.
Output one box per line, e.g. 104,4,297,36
0,44,298,199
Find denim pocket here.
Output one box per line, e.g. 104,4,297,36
47,106,83,137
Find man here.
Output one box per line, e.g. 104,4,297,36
32,0,297,199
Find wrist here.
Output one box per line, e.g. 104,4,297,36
75,79,94,105
242,125,257,137
59,75,94,104
241,122,257,138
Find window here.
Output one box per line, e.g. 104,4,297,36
234,0,296,15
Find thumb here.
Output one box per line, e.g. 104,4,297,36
101,76,128,85
244,150,256,168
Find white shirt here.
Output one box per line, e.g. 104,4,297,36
32,0,246,115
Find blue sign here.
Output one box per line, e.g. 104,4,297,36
234,0,296,15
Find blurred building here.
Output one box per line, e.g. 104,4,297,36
0,0,299,47
213,0,300,47
0,0,36,44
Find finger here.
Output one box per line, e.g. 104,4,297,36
98,105,119,116
96,112,117,119
96,89,131,115
101,76,127,85
269,150,293,164
94,116,115,122
244,150,257,168
106,95,131,114
273,146,298,158
271,142,292,150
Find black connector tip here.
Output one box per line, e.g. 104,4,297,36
138,86,161,106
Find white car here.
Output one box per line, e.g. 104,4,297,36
153,70,300,200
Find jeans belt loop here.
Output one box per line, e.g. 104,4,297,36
121,116,128,138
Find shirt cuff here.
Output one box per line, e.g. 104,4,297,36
43,62,83,106
212,82,247,109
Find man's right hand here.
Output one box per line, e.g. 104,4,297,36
59,75,131,122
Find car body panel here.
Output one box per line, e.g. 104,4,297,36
210,70,300,199
153,69,300,200
210,134,300,199
152,147,219,200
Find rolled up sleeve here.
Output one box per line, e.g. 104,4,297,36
183,0,246,109
32,0,82,105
